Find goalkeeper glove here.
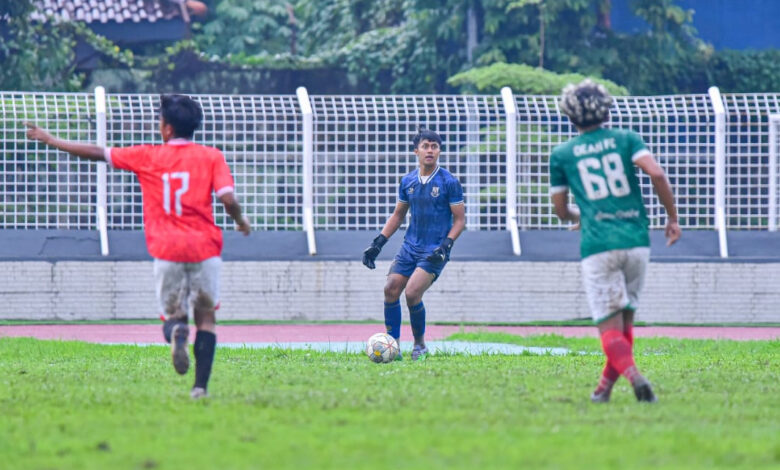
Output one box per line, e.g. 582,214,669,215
362,233,388,269
426,237,454,264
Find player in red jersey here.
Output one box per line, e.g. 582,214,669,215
26,94,250,399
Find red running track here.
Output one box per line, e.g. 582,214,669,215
0,324,777,343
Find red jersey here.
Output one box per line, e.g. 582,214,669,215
107,139,235,262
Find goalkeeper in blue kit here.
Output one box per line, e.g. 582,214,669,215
362,128,466,361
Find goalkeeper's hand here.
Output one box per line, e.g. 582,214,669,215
362,234,388,269
426,237,454,264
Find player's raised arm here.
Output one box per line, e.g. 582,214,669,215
24,122,106,162
218,192,251,236
634,155,681,246
362,202,409,269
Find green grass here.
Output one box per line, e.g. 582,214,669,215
1,335,778,469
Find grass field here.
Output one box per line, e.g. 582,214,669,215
1,333,778,469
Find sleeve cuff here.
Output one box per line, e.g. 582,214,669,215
449,200,464,206
550,185,568,194
104,147,113,166
215,186,234,197
631,149,652,162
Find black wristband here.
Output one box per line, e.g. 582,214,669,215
442,237,454,251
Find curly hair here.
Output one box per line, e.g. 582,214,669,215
558,79,613,128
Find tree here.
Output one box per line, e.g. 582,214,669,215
296,0,439,92
0,1,132,91
592,0,712,94
194,0,293,57
0,2,83,90
453,0,710,94
56,0,739,95
503,0,608,69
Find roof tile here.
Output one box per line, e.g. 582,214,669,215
32,0,185,24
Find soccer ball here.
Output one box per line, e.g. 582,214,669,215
365,333,399,363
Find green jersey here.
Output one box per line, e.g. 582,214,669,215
549,127,651,258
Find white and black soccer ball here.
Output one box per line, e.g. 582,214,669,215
366,332,399,363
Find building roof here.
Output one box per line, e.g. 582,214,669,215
31,0,187,24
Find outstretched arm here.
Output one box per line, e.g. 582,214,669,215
635,155,681,246
218,192,251,236
25,123,106,161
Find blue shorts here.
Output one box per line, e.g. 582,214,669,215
388,244,448,281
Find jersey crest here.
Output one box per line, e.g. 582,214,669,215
431,186,440,197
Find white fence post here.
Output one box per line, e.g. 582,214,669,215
296,87,317,255
501,87,521,255
769,115,780,232
708,86,729,258
94,86,109,256
465,98,480,229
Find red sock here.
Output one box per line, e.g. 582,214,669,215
624,323,634,346
594,362,619,394
602,362,620,382
600,329,641,383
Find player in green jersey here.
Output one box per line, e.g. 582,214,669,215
549,79,682,403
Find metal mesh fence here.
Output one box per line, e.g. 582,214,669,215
104,93,303,230
721,94,780,229
513,94,717,229
308,95,504,230
2,90,780,232
0,93,96,229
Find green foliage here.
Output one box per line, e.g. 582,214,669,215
334,24,440,93
132,0,418,93
1,337,779,469
0,20,82,90
448,62,629,95
461,0,710,95
708,49,780,93
631,0,692,31
6,0,777,95
0,1,132,92
297,0,441,92
334,27,405,91
480,0,596,69
381,0,709,95
194,0,293,57
297,0,406,54
585,0,713,94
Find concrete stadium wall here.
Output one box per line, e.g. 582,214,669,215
0,260,776,323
